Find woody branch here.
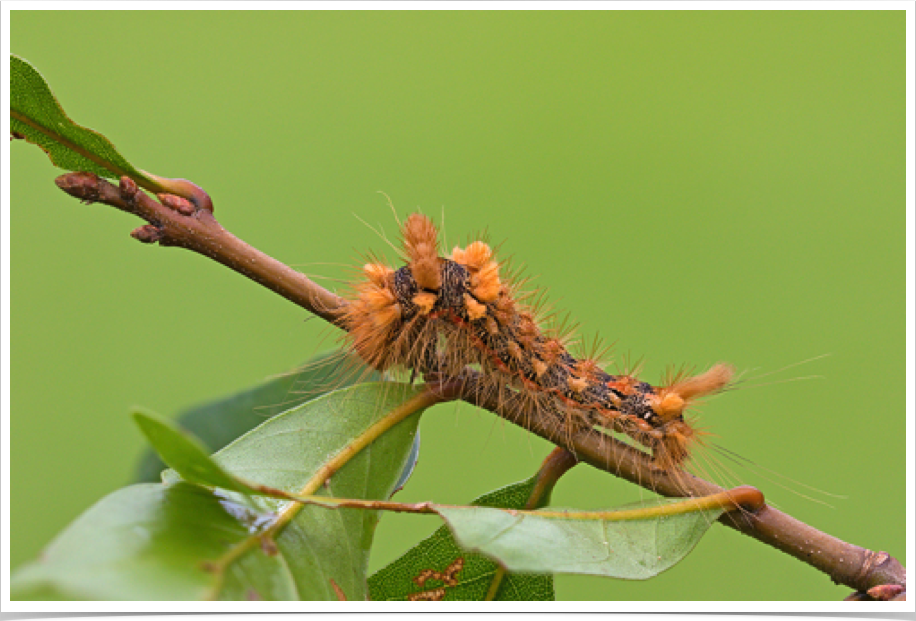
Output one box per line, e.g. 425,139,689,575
53,172,905,600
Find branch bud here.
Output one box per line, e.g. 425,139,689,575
55,172,103,203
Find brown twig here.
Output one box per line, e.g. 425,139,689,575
55,172,346,326
53,172,906,598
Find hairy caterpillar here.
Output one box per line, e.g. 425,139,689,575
343,214,733,471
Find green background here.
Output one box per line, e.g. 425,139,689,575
10,11,905,601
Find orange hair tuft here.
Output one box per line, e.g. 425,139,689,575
403,215,441,290
649,364,733,422
665,363,734,402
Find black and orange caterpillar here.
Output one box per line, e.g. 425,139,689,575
344,214,733,470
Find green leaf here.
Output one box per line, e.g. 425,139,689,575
132,409,249,494
11,483,282,600
10,55,156,186
136,351,383,482
11,55,211,209
368,476,555,601
11,382,428,600
435,499,727,580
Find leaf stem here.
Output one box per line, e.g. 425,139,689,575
534,485,763,521
269,386,448,531
485,447,578,601
295,387,450,498
247,484,762,523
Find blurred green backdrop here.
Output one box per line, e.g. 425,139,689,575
11,10,905,600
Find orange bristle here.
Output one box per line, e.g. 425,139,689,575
403,215,441,290
649,364,733,423
412,291,437,315
451,241,493,271
471,264,502,302
363,263,393,287
666,363,734,401
464,294,487,320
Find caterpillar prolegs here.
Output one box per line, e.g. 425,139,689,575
343,214,733,471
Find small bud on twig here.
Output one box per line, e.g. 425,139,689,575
158,193,196,216
130,224,162,244
119,176,141,205
55,172,103,204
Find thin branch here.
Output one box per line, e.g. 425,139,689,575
56,172,345,325
54,172,906,596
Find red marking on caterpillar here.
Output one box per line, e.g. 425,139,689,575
343,214,734,472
